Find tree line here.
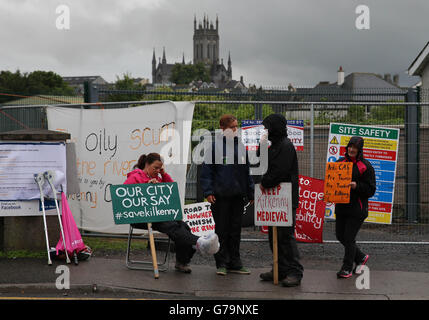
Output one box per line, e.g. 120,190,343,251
0,70,74,104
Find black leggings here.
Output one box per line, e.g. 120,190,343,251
132,221,199,264
211,196,244,269
268,209,304,279
335,214,366,271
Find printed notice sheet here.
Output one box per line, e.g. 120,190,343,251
0,143,66,200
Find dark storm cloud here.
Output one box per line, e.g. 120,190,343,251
0,0,426,86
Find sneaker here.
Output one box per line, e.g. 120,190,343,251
227,267,251,275
175,262,192,274
354,255,370,274
259,270,286,281
260,270,274,281
196,233,220,255
336,269,352,279
216,267,227,276
281,275,302,287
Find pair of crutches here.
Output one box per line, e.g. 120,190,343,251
34,171,70,265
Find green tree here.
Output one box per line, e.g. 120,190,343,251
170,63,210,85
106,73,145,102
0,70,74,104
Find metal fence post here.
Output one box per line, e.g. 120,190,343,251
196,164,204,202
84,81,99,107
255,103,263,120
405,88,420,223
310,103,315,178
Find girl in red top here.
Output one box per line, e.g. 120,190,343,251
124,153,219,273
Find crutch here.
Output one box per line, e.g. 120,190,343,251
44,170,71,264
34,173,52,265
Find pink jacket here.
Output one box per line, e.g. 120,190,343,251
124,168,174,185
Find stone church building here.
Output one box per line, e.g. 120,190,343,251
152,15,233,86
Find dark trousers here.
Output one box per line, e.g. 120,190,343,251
132,221,199,265
268,209,304,279
335,214,366,271
211,196,245,269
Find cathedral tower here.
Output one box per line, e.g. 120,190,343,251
193,14,220,65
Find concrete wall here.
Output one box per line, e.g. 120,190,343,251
0,216,60,252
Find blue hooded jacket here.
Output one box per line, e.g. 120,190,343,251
200,133,254,200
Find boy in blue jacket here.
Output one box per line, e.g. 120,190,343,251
200,114,254,276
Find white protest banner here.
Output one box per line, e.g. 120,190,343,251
47,102,195,233
241,120,304,151
182,202,215,237
254,183,293,227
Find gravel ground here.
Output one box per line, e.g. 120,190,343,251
119,224,429,274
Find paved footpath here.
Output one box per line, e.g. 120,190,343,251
1,257,429,300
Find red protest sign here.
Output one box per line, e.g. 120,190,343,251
295,176,326,243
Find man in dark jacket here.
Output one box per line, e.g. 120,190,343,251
258,114,304,287
335,136,376,278
200,114,254,276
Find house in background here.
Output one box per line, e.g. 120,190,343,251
62,76,108,95
313,66,405,102
408,41,429,123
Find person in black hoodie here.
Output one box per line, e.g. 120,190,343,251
335,136,376,278
258,114,304,287
200,114,255,276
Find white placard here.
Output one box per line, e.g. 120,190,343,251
254,183,293,227
182,202,215,237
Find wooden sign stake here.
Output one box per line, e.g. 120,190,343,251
273,226,279,285
147,223,159,279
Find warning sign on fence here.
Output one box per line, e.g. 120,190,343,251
326,123,400,224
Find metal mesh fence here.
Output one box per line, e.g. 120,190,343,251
1,86,429,243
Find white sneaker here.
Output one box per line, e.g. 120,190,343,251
196,233,220,255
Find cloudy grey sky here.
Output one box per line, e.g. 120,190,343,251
0,0,427,87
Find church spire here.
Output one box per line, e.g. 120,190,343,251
227,51,232,79
162,47,166,64
152,48,156,83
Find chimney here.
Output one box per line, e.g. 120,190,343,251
337,66,344,86
393,74,399,85
384,73,391,84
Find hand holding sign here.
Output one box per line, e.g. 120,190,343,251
323,162,353,203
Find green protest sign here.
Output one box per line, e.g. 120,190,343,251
110,182,182,224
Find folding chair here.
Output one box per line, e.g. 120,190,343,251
125,224,171,272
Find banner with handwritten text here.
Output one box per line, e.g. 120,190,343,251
182,202,215,237
324,162,353,203
255,183,293,227
295,175,325,243
47,102,195,233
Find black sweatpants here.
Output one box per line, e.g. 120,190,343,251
132,221,199,265
335,214,366,271
268,209,304,279
211,195,245,269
